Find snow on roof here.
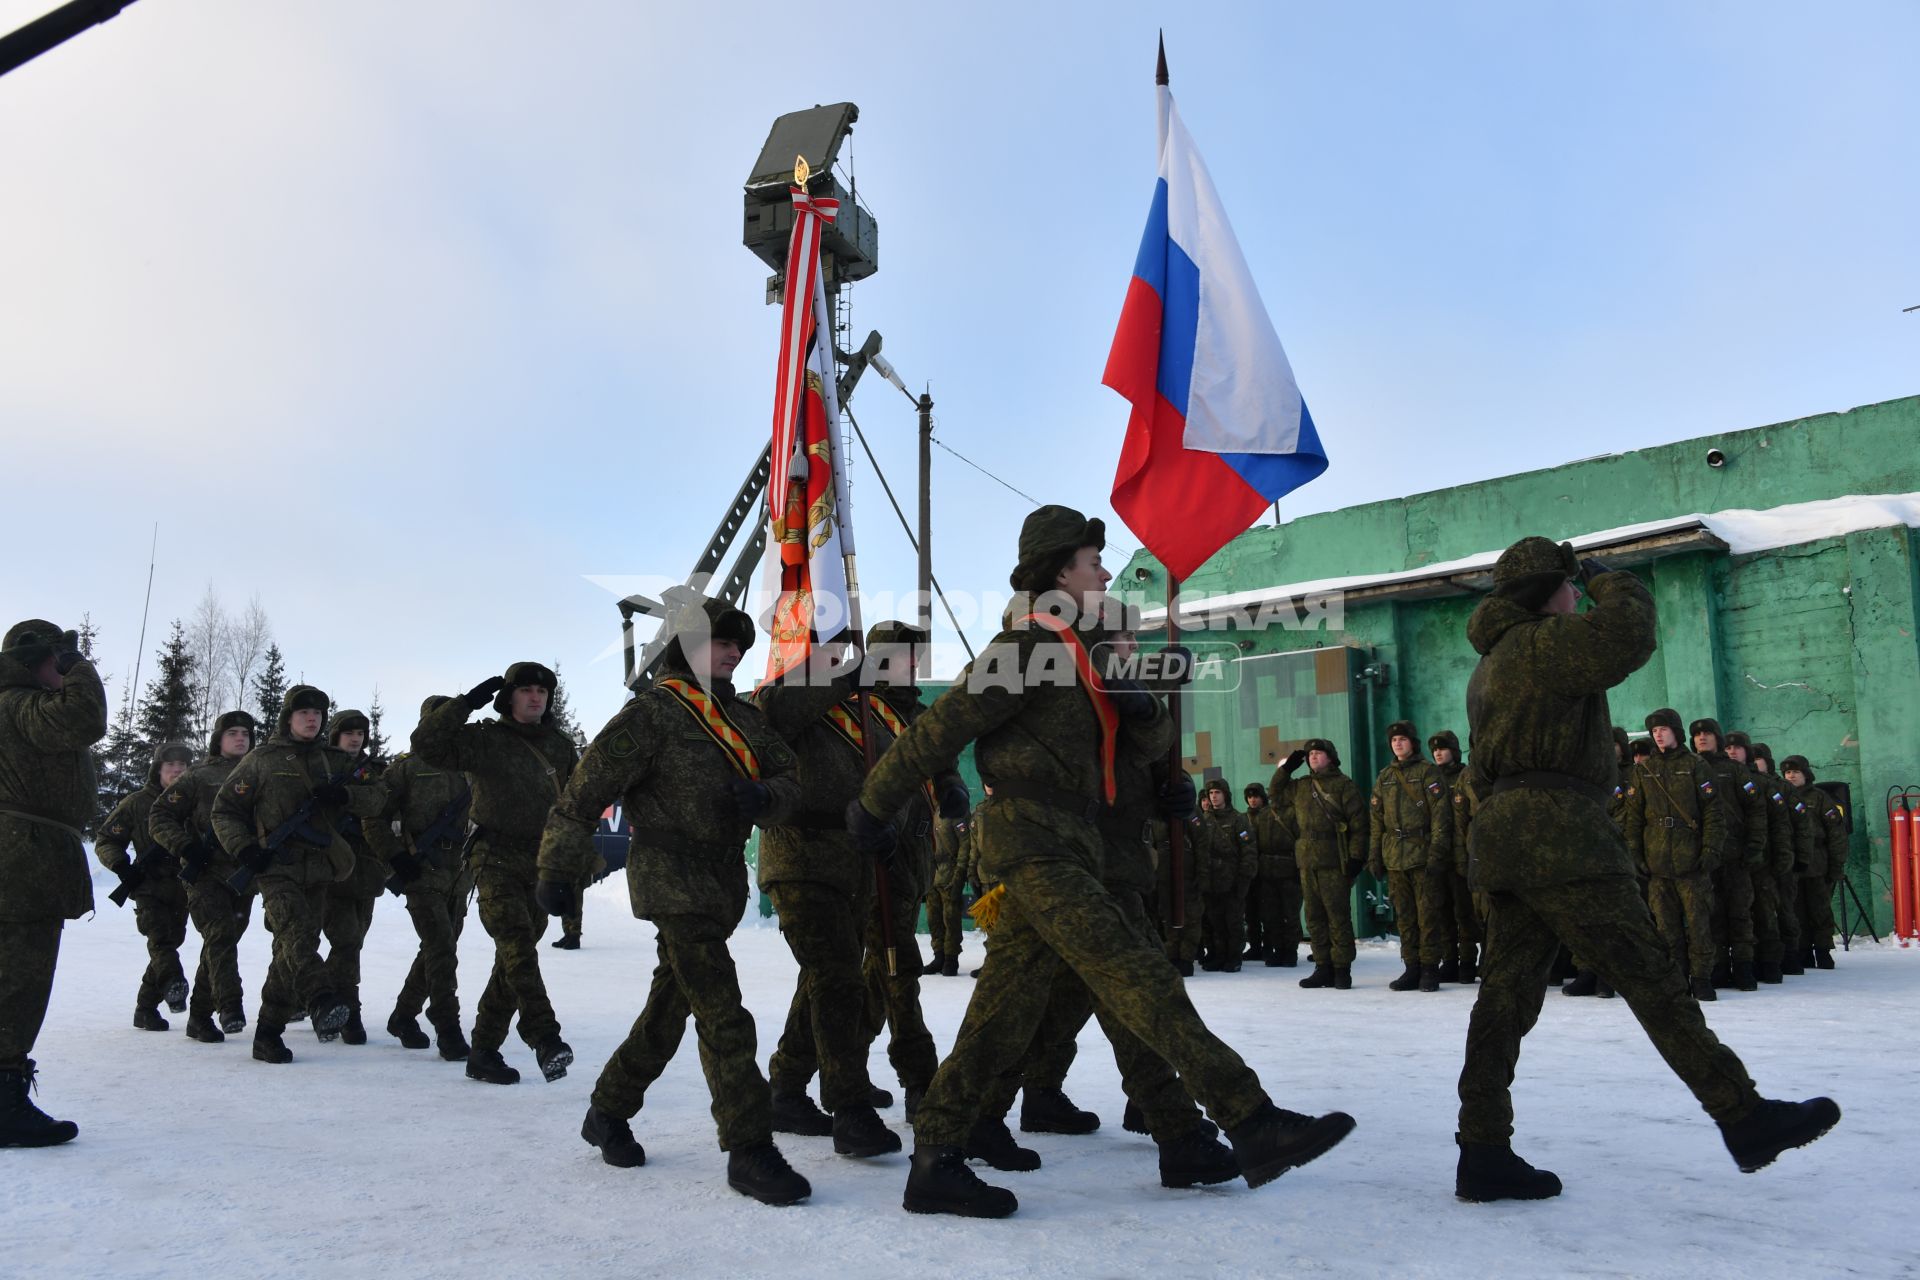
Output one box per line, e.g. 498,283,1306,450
1144,492,1920,624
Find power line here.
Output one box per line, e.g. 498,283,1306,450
926,430,1143,565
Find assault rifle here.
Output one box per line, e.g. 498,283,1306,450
226,766,369,893
385,789,472,895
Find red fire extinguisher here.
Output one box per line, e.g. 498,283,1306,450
1891,787,1919,946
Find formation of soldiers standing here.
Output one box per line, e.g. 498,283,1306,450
0,518,1841,1216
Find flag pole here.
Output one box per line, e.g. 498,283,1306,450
1165,569,1188,932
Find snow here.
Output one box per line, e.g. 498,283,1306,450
1145,492,1920,625
9,872,1918,1280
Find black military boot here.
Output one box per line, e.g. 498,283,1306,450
1562,970,1600,997
726,1141,811,1206
903,1143,1017,1218
1436,957,1460,983
252,1028,293,1065
939,955,958,977
1123,1100,1148,1135
1814,947,1835,970
920,952,944,976
1223,1102,1356,1188
1020,1086,1100,1135
1781,951,1806,976
1459,947,1479,983
163,978,190,1014
1800,946,1817,971
832,1103,902,1158
581,1105,647,1168
1710,960,1733,988
1756,960,1784,984
219,1008,247,1035
535,1036,573,1082
1720,1097,1841,1172
904,1087,923,1123
1388,964,1422,992
1419,964,1441,993
550,933,580,951
1157,1125,1241,1189
1176,959,1195,977
963,1116,1042,1172
1454,1137,1562,1202
1332,966,1352,990
1198,953,1223,973
465,1048,520,1085
386,1012,430,1050
1298,964,1333,989
133,1005,170,1032
771,1091,834,1137
340,1005,368,1046
1221,956,1243,973
1597,976,1616,998
435,1026,471,1062
0,1065,79,1148
1734,961,1758,992
1692,974,1718,1002
308,992,351,1041
868,1084,894,1109
184,1014,225,1044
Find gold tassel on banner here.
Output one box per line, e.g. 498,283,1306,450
969,883,1007,932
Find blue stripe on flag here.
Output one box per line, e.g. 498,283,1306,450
1130,179,1169,295
1158,229,1200,420
1221,401,1329,501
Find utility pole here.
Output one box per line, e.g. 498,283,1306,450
917,387,933,638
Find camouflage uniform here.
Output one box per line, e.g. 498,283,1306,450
537,601,799,1150
151,711,259,1028
857,510,1276,1152
1747,744,1804,972
1155,811,1205,969
321,710,386,1028
1429,731,1481,977
1196,787,1256,967
210,687,388,1034
926,815,970,967
1369,733,1454,974
0,623,107,1078
1245,792,1303,964
1690,720,1765,983
365,705,473,1040
1271,750,1367,970
95,744,196,1020
1780,758,1843,957
1627,721,1727,987
413,668,577,1058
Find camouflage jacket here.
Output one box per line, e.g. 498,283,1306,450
1626,748,1726,878
1196,805,1256,896
1245,802,1296,878
1271,766,1367,873
151,755,246,884
1607,761,1633,829
1794,783,1847,881
1750,771,1800,877
210,715,387,890
0,654,107,921
96,781,186,909
1369,756,1451,874
859,620,1156,885
1463,570,1656,891
538,671,798,927
1699,750,1769,871
1099,706,1176,894
364,751,471,897
874,682,957,904
1449,769,1482,877
413,700,576,881
332,753,390,898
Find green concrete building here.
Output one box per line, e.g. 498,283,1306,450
1122,394,1920,936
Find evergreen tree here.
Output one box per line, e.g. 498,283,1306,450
95,687,148,829
366,689,390,764
253,642,288,730
549,661,581,741
139,620,198,748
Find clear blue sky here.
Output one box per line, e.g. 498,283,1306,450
3,0,1914,737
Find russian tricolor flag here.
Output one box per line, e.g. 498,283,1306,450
1105,70,1328,583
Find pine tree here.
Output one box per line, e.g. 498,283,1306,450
366,689,389,764
253,642,288,731
95,687,148,830
549,661,582,741
139,621,198,748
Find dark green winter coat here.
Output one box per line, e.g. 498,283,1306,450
0,650,107,921
1698,749,1768,871
1627,747,1727,877
412,693,577,883
95,749,193,911
1271,765,1367,873
1245,801,1297,880
754,674,903,900
364,751,471,896
150,711,256,885
1369,756,1451,873
1196,803,1256,896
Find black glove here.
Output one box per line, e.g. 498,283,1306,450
311,780,351,806
534,878,576,917
386,853,422,892
179,842,210,884
845,800,899,860
1159,774,1198,821
233,843,269,871
1578,557,1612,589
726,778,772,820
1105,678,1159,722
115,863,146,893
1280,749,1307,775
937,781,971,821
465,675,507,710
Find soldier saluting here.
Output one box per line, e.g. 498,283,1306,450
539,595,810,1206
1453,537,1837,1203
0,621,106,1147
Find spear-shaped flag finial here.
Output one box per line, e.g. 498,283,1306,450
1156,30,1168,86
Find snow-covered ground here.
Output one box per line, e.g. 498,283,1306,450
9,874,1916,1280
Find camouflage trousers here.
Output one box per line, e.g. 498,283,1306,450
912,846,1269,1148
559,867,593,941
1710,863,1756,966
1388,864,1453,967
185,881,253,1022
766,882,874,1111
1249,870,1303,957
1647,872,1716,981
1748,869,1784,966
394,870,473,1034
1796,875,1835,952
1442,868,1483,962
925,867,967,959
1773,870,1803,960
323,886,377,1008
0,919,62,1071
858,869,940,1094
1160,892,1202,966
257,880,332,1031
131,888,189,1011
1301,865,1356,966
472,871,560,1053
1458,875,1760,1144
1201,891,1247,963
590,912,770,1151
